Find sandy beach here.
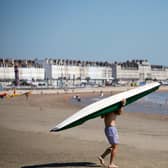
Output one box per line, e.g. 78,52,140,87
0,91,168,168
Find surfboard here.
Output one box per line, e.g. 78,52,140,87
50,82,160,132
8,91,32,98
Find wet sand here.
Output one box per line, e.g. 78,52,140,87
0,93,168,168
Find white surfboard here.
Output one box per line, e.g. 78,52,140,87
50,82,160,132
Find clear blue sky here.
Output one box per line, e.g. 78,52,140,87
1,0,168,65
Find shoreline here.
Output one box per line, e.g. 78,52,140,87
2,85,168,95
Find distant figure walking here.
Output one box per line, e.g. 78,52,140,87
100,91,104,97
24,91,31,100
77,96,81,102
98,99,126,168
13,88,16,95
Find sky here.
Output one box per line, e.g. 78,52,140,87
1,0,168,66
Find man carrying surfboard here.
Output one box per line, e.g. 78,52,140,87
98,99,126,168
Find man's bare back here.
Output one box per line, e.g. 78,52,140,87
103,101,125,127
104,112,117,127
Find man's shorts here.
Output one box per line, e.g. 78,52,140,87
105,126,119,145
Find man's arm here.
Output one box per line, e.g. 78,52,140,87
117,99,126,115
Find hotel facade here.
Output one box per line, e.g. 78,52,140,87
112,60,168,82
40,58,113,87
0,58,168,87
0,59,44,81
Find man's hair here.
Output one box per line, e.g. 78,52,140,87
114,110,121,115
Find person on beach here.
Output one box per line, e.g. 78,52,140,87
98,99,126,168
24,91,31,100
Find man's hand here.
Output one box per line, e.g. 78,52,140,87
121,99,126,107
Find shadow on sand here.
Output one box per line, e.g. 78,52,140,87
21,162,100,168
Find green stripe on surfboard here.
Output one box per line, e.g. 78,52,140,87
56,85,160,131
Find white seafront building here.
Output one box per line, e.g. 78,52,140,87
0,58,168,87
40,58,113,87
0,59,45,82
112,60,168,83
151,65,168,81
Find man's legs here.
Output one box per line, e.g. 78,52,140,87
98,147,112,167
101,126,119,167
108,144,118,168
101,146,112,158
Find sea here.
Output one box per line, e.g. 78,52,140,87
71,92,168,115
125,92,168,115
